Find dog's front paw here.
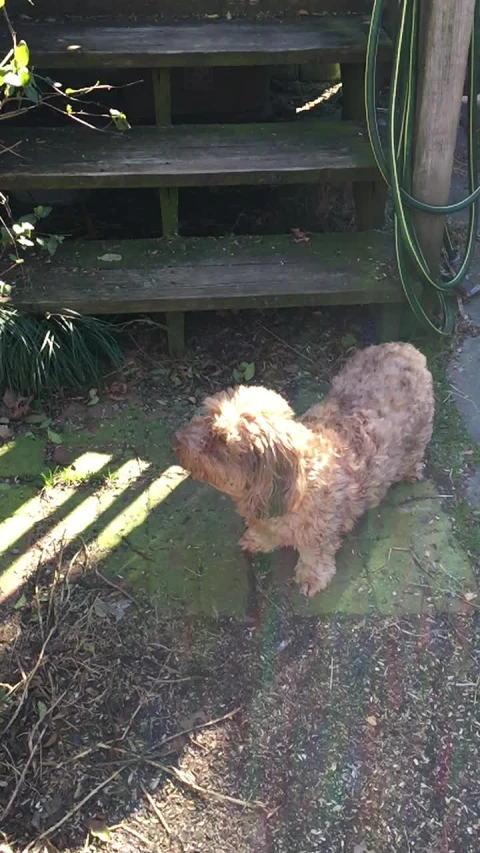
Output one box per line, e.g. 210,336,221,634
294,559,336,598
238,528,275,553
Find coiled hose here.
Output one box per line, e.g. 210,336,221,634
365,0,479,333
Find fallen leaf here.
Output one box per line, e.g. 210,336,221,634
353,842,369,853
97,253,122,262
107,381,127,399
291,226,310,243
465,591,477,602
205,12,220,18
298,8,310,14
0,424,13,441
2,389,17,409
44,731,58,748
87,818,111,843
226,10,232,19
366,715,377,727
37,700,48,721
243,362,255,382
92,597,110,619
47,429,63,445
2,391,32,420
87,388,100,406
341,333,357,349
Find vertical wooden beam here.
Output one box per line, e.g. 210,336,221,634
412,0,476,274
152,68,184,357
341,62,386,231
152,69,179,238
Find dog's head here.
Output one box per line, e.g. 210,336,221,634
172,385,309,519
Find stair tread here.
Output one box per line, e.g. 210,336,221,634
11,232,401,314
0,121,378,190
15,18,392,68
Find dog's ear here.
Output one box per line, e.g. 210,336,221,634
243,425,309,519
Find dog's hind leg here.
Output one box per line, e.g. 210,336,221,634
294,547,337,597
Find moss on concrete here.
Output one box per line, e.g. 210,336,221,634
0,437,46,478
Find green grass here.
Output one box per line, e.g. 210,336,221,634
0,308,123,395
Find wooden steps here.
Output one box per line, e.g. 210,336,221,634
11,233,401,314
2,15,396,356
0,121,376,191
13,19,391,68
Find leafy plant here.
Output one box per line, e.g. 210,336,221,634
233,362,256,383
0,0,128,394
0,309,123,394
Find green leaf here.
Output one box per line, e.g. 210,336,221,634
232,368,242,383
37,700,47,721
87,819,111,843
24,83,39,103
87,388,99,406
14,594,27,610
340,333,357,349
65,103,73,115
3,71,22,88
109,108,131,131
18,67,30,87
243,362,255,382
0,281,11,296
34,205,52,219
14,41,30,69
47,429,62,445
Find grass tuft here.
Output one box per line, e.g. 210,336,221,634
0,308,123,395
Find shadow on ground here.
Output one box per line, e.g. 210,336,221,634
0,310,479,853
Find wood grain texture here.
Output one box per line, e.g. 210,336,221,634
11,232,401,314
12,19,391,69
0,121,378,190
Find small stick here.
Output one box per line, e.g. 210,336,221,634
2,691,66,820
156,706,242,750
23,763,135,850
141,785,172,836
94,567,137,604
143,758,268,813
2,624,58,737
256,322,317,366
114,823,156,848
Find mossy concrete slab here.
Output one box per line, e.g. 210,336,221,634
0,485,50,600
96,474,249,618
289,482,476,616
0,436,46,478
1,403,475,617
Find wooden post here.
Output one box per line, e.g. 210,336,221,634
412,0,476,274
341,62,387,231
151,68,184,358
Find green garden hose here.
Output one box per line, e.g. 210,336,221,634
365,0,479,333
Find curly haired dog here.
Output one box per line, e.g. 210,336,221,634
172,343,434,597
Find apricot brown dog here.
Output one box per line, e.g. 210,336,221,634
172,343,434,596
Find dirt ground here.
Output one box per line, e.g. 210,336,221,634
0,307,479,853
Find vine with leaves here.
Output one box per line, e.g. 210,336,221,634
0,0,130,393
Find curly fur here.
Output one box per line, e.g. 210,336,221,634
172,343,434,596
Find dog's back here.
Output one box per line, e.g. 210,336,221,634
303,343,434,505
